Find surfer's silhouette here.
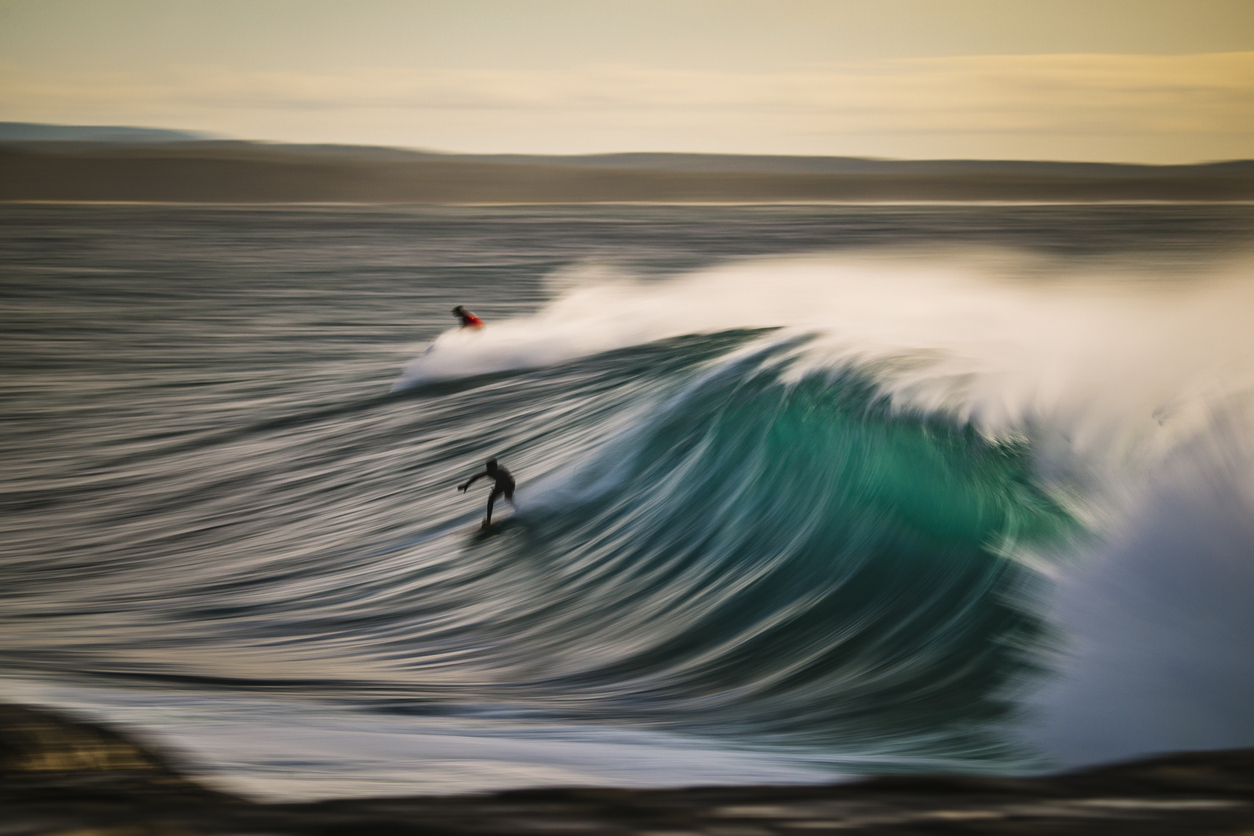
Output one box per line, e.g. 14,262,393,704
458,458,515,529
452,305,484,329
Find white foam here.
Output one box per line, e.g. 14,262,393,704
395,252,1254,458
0,676,846,801
1021,411,1254,766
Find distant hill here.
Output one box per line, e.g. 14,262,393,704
0,122,212,144
2,124,1252,203
461,152,1254,180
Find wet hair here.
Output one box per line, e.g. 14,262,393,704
452,305,465,315
486,458,498,469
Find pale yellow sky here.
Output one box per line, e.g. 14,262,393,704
2,0,1252,162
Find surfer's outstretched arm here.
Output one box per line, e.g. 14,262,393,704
458,471,487,492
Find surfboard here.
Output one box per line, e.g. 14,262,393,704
468,516,517,538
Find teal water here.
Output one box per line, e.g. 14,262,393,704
1,204,1253,798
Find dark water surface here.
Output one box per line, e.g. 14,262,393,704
2,204,1253,799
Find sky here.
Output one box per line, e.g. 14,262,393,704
1,0,1252,162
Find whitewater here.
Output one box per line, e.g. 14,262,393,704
1,204,1252,800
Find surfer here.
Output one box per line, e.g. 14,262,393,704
452,305,484,329
458,458,515,529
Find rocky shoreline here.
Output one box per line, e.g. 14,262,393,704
2,702,1252,835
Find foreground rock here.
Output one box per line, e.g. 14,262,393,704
2,702,1251,834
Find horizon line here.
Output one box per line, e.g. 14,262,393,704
3,121,1252,168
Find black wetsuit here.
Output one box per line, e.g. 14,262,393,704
460,464,515,526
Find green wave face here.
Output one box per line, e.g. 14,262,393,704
486,347,1077,759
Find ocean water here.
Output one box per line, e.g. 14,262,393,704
2,203,1253,800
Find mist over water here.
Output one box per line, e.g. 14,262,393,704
1,204,1253,799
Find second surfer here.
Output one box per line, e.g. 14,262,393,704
452,305,485,329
